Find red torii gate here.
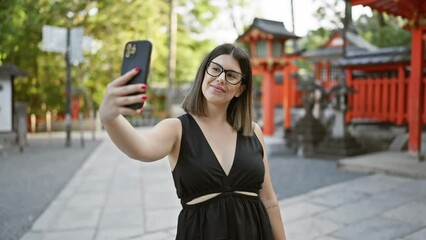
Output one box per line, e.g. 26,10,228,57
351,0,425,157
238,18,301,135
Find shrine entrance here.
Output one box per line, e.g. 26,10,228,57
238,18,301,135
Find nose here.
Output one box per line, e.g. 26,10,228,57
216,71,226,83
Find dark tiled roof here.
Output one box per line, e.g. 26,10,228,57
302,29,377,61
239,18,300,40
302,46,369,62
0,64,28,78
332,29,377,51
345,31,377,51
356,0,426,20
334,46,411,66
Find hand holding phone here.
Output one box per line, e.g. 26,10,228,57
121,40,152,110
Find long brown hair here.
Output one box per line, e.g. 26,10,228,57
181,43,254,136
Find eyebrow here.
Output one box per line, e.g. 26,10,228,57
211,61,242,73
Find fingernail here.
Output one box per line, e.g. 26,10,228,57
142,95,148,100
135,67,141,72
141,85,147,90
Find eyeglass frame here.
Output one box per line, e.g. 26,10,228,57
205,61,245,85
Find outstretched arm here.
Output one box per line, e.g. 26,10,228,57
254,123,287,240
99,68,179,162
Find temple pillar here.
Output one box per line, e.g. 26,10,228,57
262,70,275,135
408,27,424,157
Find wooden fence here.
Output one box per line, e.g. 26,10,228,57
347,77,426,125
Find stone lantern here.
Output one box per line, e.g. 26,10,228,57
315,74,364,158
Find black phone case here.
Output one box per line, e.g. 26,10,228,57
121,40,152,109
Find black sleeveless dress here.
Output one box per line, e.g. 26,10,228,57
173,114,274,240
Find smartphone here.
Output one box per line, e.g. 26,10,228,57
121,40,152,109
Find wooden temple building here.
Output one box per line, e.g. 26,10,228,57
238,18,301,136
240,0,425,158
347,1,425,157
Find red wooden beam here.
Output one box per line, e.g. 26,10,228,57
389,77,397,122
352,0,426,20
408,27,424,154
382,78,389,121
351,0,378,6
423,77,426,123
349,64,401,72
262,70,275,135
283,68,292,129
397,65,406,125
374,78,381,119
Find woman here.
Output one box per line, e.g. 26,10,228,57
99,43,286,239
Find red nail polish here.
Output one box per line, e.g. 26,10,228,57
141,85,147,90
142,95,148,100
135,67,141,72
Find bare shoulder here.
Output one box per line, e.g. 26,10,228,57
156,117,181,127
154,118,182,164
152,117,182,136
252,122,263,137
252,122,266,144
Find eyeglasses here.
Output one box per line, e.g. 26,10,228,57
206,61,245,85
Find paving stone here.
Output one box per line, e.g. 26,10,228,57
314,236,343,240
106,190,142,207
109,178,142,192
82,168,115,181
280,201,329,223
31,199,67,231
308,181,357,196
142,180,176,194
139,231,172,240
51,207,102,230
15,132,426,240
65,174,84,189
367,190,415,209
332,217,421,240
19,232,44,240
144,191,181,210
76,179,110,193
317,189,415,224
392,180,426,199
66,192,106,208
279,194,316,207
383,201,426,226
43,229,95,240
344,174,412,194
309,189,370,207
56,186,77,200
95,227,144,240
285,216,342,240
145,208,180,232
98,206,143,229
167,228,177,238
399,228,426,240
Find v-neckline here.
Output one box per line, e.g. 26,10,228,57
188,114,238,177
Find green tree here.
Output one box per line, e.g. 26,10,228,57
355,11,411,48
0,0,222,117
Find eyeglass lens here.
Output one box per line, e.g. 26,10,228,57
207,62,243,85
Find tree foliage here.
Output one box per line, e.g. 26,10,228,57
301,2,411,50
295,1,412,78
355,12,411,48
2,0,414,117
0,0,219,116
300,0,411,52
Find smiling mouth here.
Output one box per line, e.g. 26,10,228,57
210,84,225,92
